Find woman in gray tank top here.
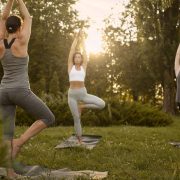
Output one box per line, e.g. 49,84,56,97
0,0,55,178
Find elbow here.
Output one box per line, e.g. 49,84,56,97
1,15,8,21
1,11,11,20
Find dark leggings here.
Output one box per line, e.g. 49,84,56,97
0,88,55,140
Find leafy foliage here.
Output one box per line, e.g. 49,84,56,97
16,93,173,127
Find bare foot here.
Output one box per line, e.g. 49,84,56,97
12,139,23,159
77,136,82,144
7,168,19,179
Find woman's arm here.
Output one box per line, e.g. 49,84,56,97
16,0,32,44
80,31,88,70
175,44,180,77
0,0,14,39
68,33,79,73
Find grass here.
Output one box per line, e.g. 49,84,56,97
15,117,180,180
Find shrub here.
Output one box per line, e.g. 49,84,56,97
16,93,173,127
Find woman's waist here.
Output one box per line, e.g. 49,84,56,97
1,76,29,83
69,81,85,89
0,78,30,89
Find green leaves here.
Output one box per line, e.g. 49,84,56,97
23,0,81,94
103,0,179,112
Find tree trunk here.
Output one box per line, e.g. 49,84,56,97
162,69,176,114
108,103,112,121
132,90,138,101
161,0,179,114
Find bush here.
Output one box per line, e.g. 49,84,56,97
16,93,173,127
112,101,173,127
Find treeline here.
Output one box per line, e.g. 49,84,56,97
0,0,179,116
101,0,180,114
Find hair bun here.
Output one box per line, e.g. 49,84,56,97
6,15,22,34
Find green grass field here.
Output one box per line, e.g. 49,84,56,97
15,118,180,179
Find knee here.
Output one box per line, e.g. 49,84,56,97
99,100,106,109
49,113,55,126
42,112,55,127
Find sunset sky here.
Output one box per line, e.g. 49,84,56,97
74,0,128,25
74,0,129,53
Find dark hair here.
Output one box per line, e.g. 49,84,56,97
73,52,83,65
6,15,22,34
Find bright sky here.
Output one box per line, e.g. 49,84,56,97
74,0,128,26
75,0,129,53
74,0,129,53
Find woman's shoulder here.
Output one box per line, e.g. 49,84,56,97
81,65,86,72
68,65,74,73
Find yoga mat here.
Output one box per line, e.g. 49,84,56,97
169,141,180,148
0,162,108,179
55,134,102,150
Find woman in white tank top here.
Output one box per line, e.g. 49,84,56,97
68,30,105,143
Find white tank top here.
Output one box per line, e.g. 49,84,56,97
69,65,85,82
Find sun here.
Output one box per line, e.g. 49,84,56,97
85,27,103,54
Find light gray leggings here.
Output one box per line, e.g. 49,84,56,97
0,88,55,140
68,87,105,137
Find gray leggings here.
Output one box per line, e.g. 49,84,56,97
0,88,55,140
68,87,105,137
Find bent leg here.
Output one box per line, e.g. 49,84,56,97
81,93,105,109
10,89,55,157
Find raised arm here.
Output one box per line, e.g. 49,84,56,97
175,44,180,77
16,0,32,43
68,33,79,73
0,0,14,39
80,31,88,70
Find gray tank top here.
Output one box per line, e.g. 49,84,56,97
0,38,30,89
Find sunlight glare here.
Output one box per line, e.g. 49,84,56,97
85,27,103,54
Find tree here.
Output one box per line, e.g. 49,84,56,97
49,71,60,95
0,0,82,94
26,0,81,94
103,0,180,113
133,0,179,113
